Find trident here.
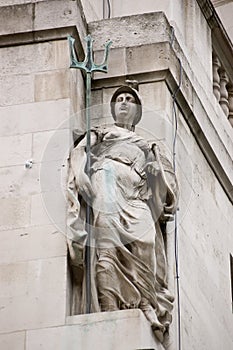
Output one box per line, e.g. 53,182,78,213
68,34,112,314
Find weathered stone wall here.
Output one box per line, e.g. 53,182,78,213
88,11,233,350
0,37,73,348
0,1,233,350
0,1,86,348
175,108,233,350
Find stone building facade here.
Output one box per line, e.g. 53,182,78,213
0,0,232,349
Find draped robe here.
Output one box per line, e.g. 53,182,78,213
67,124,178,332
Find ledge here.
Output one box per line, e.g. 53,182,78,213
26,309,164,350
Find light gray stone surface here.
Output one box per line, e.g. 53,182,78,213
0,99,69,137
0,74,34,106
0,134,32,167
0,331,25,350
0,257,67,333
0,41,69,76
171,107,233,350
0,0,86,37
0,5,79,346
0,225,66,264
89,12,171,50
0,196,31,231
0,1,232,349
26,310,164,350
35,70,70,102
32,128,70,163
215,1,233,42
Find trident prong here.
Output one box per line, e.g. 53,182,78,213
68,34,112,73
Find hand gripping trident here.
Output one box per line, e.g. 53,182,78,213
68,34,112,314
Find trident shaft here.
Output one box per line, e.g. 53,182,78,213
68,35,112,314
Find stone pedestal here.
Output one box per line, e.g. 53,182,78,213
26,310,164,350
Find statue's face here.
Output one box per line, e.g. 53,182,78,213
114,93,138,126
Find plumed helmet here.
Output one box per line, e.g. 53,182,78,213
110,85,142,126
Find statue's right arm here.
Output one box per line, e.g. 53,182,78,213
70,132,97,199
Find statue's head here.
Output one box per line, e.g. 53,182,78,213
110,86,142,128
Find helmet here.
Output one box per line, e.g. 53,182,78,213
110,85,142,126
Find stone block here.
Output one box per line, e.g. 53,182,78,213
0,74,34,106
126,43,170,75
33,0,79,31
81,0,103,22
30,191,66,232
136,110,174,152
179,265,233,350
0,196,30,231
100,87,117,126
139,81,172,114
30,192,54,226
89,12,170,50
91,89,103,107
0,224,67,264
34,70,69,102
138,82,174,147
216,2,233,43
103,86,117,106
0,331,25,350
69,69,85,115
0,257,67,333
185,1,212,89
0,160,67,199
0,1,87,50
32,128,70,163
192,93,233,188
39,159,68,193
0,133,32,167
0,3,33,35
94,47,127,80
0,40,69,77
110,0,170,19
0,164,40,198
26,309,164,350
0,99,70,137
54,40,70,71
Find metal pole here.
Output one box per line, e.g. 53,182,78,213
68,34,112,314
85,72,92,313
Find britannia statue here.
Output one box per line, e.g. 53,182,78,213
67,84,179,342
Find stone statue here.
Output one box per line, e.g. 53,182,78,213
67,85,179,342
